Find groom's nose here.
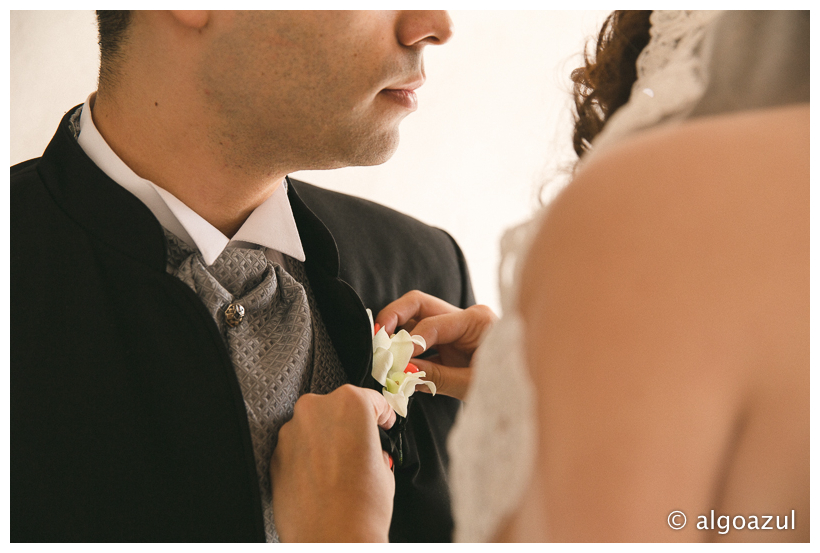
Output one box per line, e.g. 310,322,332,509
395,11,454,48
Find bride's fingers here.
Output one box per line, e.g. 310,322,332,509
376,291,462,334
396,318,419,334
408,304,498,356
412,358,472,401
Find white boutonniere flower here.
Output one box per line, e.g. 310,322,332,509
367,308,436,418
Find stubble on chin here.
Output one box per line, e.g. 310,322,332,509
198,53,407,172
328,124,402,169
205,115,402,177
198,25,414,173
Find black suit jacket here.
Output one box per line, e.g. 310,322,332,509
11,108,475,542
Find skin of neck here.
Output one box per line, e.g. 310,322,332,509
91,13,287,239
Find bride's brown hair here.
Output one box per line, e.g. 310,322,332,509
571,11,653,158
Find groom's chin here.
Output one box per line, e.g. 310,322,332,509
347,128,402,167
300,126,402,171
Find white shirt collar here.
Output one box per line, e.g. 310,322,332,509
76,92,306,266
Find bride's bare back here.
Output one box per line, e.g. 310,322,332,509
514,104,808,542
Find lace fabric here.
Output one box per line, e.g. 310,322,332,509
448,215,543,543
588,11,722,156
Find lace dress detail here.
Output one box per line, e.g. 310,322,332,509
448,213,544,543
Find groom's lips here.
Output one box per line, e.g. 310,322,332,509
380,77,425,111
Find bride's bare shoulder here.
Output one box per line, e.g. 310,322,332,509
515,103,808,541
522,102,808,371
523,103,808,311
569,102,809,229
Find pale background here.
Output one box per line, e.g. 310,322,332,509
10,10,611,313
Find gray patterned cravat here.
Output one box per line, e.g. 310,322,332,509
164,229,347,542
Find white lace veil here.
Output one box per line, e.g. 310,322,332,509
586,10,809,159
586,10,723,156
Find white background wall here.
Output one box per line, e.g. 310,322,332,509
10,10,610,313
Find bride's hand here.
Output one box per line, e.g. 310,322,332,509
375,291,497,401
270,384,396,542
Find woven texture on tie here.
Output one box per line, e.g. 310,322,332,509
288,259,349,397
163,229,347,542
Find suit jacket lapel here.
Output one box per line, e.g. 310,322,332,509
287,178,374,388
